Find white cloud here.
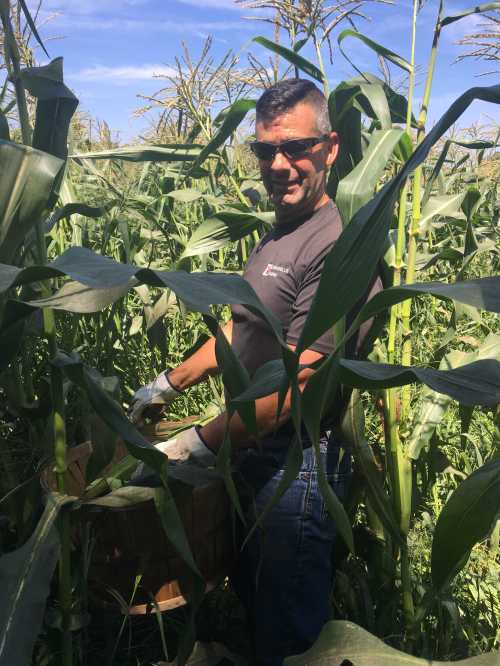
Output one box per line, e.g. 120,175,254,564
29,0,150,14
176,0,243,9
36,13,248,34
71,64,176,85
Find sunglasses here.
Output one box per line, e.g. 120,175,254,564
249,135,330,161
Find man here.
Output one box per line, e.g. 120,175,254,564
131,79,379,664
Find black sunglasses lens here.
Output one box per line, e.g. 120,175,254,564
282,139,313,157
251,137,323,160
251,142,275,160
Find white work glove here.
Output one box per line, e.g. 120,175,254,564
155,426,216,468
129,371,180,424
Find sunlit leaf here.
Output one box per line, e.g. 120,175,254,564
0,140,62,263
285,620,500,664
432,458,500,591
338,29,413,76
190,98,255,171
180,210,273,259
253,36,324,82
71,144,204,162
407,334,500,460
336,129,404,225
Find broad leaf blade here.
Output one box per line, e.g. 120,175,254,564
338,29,413,75
440,2,500,27
432,459,500,591
20,58,78,160
253,36,324,82
71,144,204,162
408,335,500,460
18,0,49,58
0,140,63,263
285,620,500,664
190,98,255,171
0,493,73,666
419,193,466,234
180,210,273,259
336,129,404,225
338,358,500,407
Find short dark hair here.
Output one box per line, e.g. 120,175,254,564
256,79,331,134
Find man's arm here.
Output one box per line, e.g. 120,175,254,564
168,320,233,391
199,346,324,452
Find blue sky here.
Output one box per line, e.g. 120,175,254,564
29,0,499,142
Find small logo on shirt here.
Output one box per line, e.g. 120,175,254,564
262,263,290,277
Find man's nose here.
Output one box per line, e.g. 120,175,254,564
269,148,291,170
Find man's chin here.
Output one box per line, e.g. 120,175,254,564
272,192,301,209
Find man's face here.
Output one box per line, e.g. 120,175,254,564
255,101,339,224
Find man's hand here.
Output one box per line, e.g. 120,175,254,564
129,371,180,424
155,426,216,468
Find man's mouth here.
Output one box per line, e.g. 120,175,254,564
271,181,299,192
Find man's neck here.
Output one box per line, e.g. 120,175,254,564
275,195,331,227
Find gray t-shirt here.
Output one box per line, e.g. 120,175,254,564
231,200,381,379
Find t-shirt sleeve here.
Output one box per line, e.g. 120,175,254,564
286,246,334,355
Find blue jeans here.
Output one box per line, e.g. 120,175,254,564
232,432,352,665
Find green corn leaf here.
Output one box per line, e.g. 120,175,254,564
343,277,500,346
338,358,500,407
71,144,204,162
0,109,9,140
462,187,483,222
0,140,63,263
0,493,74,666
0,301,34,372
241,436,305,550
28,280,133,314
351,80,392,130
419,192,466,234
180,210,273,259
20,58,78,160
317,448,355,553
233,355,500,408
431,458,500,591
166,188,204,203
440,2,500,27
408,334,500,460
336,129,405,226
354,72,417,127
45,200,119,232
0,246,290,356
339,390,402,545
211,322,252,522
338,29,413,76
189,98,255,171
328,83,363,198
328,76,402,197
285,620,500,664
253,36,324,82
18,0,49,58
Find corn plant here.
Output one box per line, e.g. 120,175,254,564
0,1,499,665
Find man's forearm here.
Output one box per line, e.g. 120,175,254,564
168,320,233,391
199,389,292,452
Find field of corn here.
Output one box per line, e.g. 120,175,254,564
0,0,499,664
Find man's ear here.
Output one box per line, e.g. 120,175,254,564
326,131,340,167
